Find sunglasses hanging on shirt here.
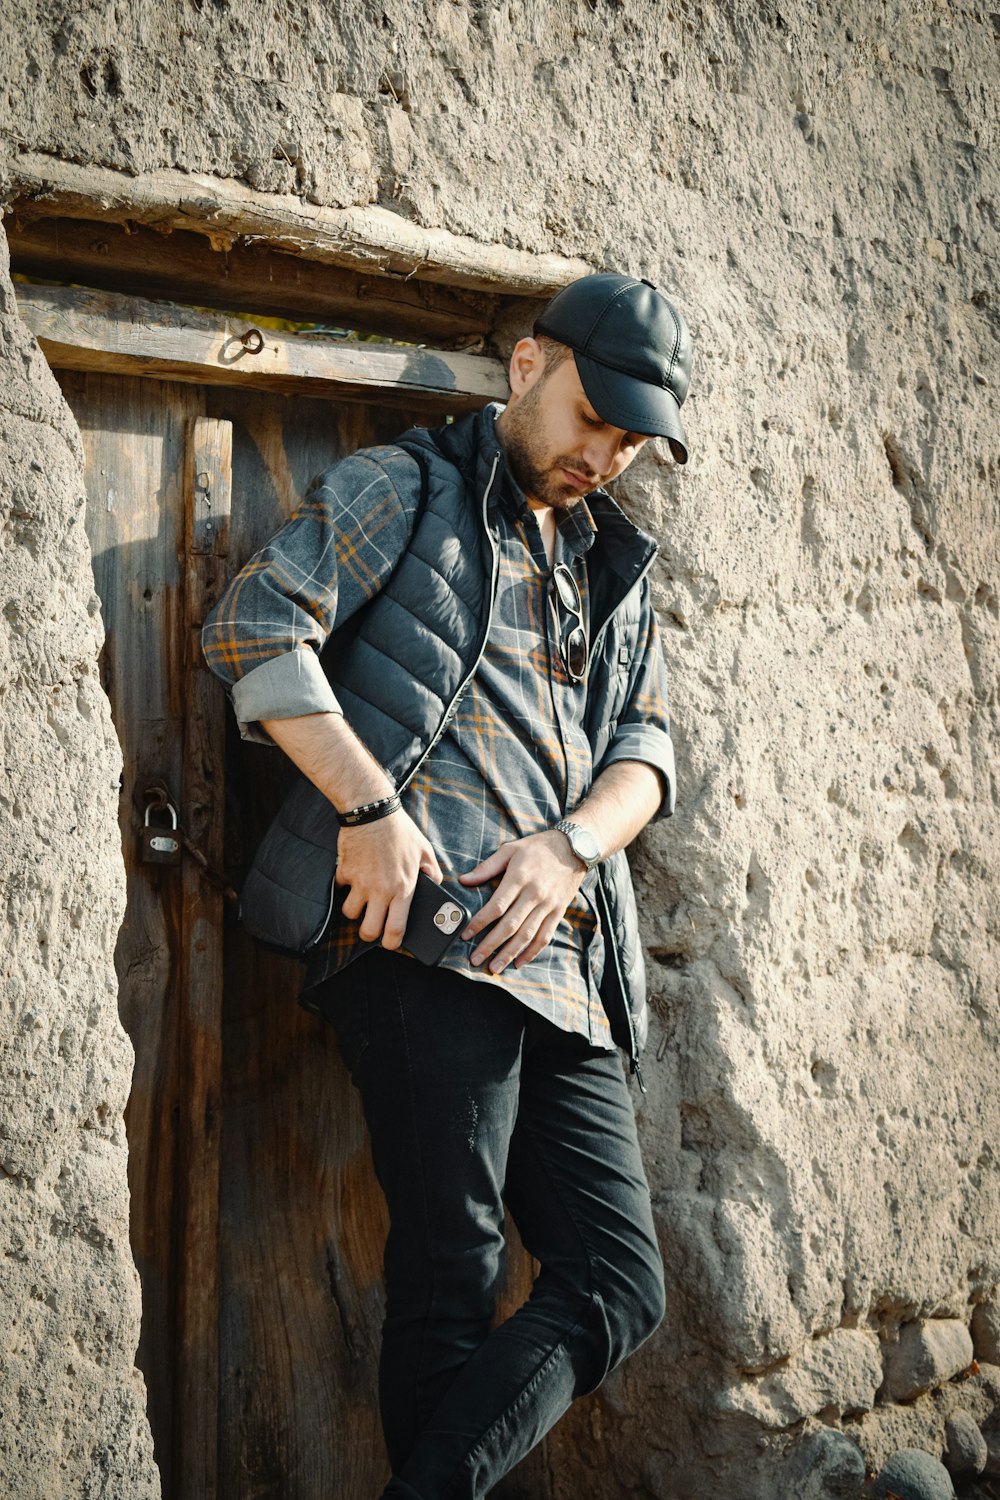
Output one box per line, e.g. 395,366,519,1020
550,563,589,684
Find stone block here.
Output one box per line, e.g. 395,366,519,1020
972,1300,1000,1365
883,1321,975,1402
718,1329,882,1427
785,1428,866,1500
983,1429,1000,1479
943,1412,987,1478
872,1449,955,1500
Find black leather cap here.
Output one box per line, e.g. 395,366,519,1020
534,273,693,463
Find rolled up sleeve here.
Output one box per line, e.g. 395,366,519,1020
230,649,344,744
600,722,676,818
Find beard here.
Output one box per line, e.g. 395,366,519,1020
500,383,600,510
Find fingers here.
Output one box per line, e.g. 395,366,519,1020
340,885,366,922
380,892,414,951
347,884,415,947
470,908,562,975
358,896,388,944
335,813,440,945
468,893,536,971
513,917,561,969
458,845,513,886
475,924,542,975
462,884,514,942
460,833,586,972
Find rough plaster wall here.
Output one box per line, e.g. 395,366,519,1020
2,1,999,1496
0,225,160,1497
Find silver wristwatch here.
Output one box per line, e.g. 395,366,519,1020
554,819,602,870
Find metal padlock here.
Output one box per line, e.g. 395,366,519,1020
141,801,182,866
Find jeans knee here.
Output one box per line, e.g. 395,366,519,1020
385,1238,504,1331
600,1234,665,1368
632,1250,666,1345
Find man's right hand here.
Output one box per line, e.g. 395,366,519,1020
336,810,444,950
258,711,443,950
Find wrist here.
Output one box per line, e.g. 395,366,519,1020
320,715,396,812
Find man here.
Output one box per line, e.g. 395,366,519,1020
202,272,692,1499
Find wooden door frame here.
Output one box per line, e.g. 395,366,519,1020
14,283,508,411
22,277,509,1499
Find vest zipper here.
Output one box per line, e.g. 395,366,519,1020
396,452,502,795
585,541,657,1087
631,1057,647,1096
306,881,340,952
595,876,645,1088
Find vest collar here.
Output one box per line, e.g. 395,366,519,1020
408,404,659,603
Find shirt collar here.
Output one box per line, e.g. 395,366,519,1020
499,467,597,560
556,496,597,559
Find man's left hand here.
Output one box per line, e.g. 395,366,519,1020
458,831,587,974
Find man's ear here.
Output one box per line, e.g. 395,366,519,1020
507,336,545,400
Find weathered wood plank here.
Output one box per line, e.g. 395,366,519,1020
187,417,232,558
175,417,232,1500
8,153,591,294
6,214,494,343
16,283,508,409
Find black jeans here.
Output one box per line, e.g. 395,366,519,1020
314,949,665,1500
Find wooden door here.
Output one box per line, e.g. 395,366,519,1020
58,368,548,1500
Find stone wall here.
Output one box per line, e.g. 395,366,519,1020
0,227,160,1496
2,1,999,1496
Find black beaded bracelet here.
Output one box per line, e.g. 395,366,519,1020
338,793,402,828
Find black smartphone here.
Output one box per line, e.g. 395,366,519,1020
400,872,470,966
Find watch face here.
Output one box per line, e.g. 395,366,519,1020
570,827,601,864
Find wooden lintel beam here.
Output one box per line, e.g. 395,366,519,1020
15,283,508,411
6,155,592,296
6,215,493,344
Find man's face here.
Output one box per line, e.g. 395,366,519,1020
496,341,652,510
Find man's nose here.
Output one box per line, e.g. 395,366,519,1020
581,432,621,477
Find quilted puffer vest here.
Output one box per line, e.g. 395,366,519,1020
240,405,666,1077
